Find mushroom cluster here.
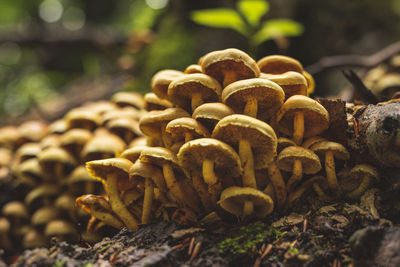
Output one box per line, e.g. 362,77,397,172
75,48,379,232
0,91,147,253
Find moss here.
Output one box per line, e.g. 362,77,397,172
218,222,283,255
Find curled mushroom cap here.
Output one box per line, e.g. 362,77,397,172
144,92,173,111
151,69,184,99
218,186,274,219
192,103,234,133
277,95,330,145
201,48,260,87
222,78,285,120
168,73,222,112
166,117,210,146
184,64,203,74
257,55,303,74
111,91,145,110
260,71,307,100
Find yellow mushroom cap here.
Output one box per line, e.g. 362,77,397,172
260,71,307,99
257,55,303,74
277,137,296,153
166,117,210,140
118,145,148,163
86,157,133,184
67,165,96,184
2,201,29,220
31,206,60,227
111,91,145,110
37,147,77,173
222,78,285,120
65,108,101,131
101,107,143,125
349,164,379,181
311,141,350,161
201,48,260,85
17,158,42,181
49,119,68,135
81,132,126,162
129,160,166,191
139,108,190,139
15,142,41,163
139,147,179,168
277,95,330,138
44,220,79,242
25,184,61,209
168,73,222,112
144,92,173,111
218,186,274,218
107,117,142,138
83,100,117,115
184,64,203,74
192,103,234,132
212,114,278,169
0,148,11,166
23,228,49,249
302,136,326,149
0,126,20,149
129,136,147,148
151,69,184,99
76,194,113,214
277,146,321,174
178,138,242,177
18,120,49,143
60,129,93,148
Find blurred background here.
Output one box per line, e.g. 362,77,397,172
0,0,399,124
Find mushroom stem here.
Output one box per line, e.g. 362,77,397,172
55,163,64,180
242,200,254,217
293,111,304,145
239,139,256,188
267,161,287,208
223,71,237,87
184,132,193,143
191,92,203,112
160,123,171,148
313,183,328,199
142,177,154,224
288,176,324,204
192,175,214,212
106,172,139,230
85,181,95,194
264,183,276,203
325,151,339,191
125,131,133,143
347,175,371,199
90,209,124,229
202,159,221,203
244,98,258,118
286,159,303,192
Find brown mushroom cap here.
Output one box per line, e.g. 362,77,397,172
44,220,79,243
212,114,278,169
65,108,101,131
31,206,61,227
49,119,68,135
257,55,303,74
302,136,326,149
107,117,142,142
81,132,125,162
222,78,285,120
178,138,242,178
144,92,173,111
25,184,61,210
277,95,330,138
23,228,49,249
86,158,132,184
311,141,350,161
277,137,296,153
218,186,274,218
166,117,210,142
129,160,166,191
139,147,179,168
2,201,29,221
102,107,143,125
168,73,222,112
184,64,203,74
192,103,234,132
260,71,307,99
15,142,41,163
83,100,117,115
119,145,148,163
201,48,260,87
151,69,184,99
277,146,321,174
37,146,77,179
111,91,145,110
17,158,42,183
0,126,20,149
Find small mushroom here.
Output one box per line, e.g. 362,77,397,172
86,158,139,230
60,129,93,162
111,91,145,110
277,137,296,153
17,120,49,147
22,228,49,249
192,103,234,133
311,141,350,192
101,107,143,125
31,206,61,231
178,138,242,209
44,220,79,243
139,147,202,213
184,64,202,74
151,69,184,99
0,126,20,150
39,134,61,150
0,217,13,251
277,95,330,145
76,194,124,229
287,175,325,204
277,146,321,192
107,117,142,144
37,146,77,181
67,165,102,196
168,73,222,112
83,100,117,115
302,136,326,149
201,48,260,87
260,71,307,100
222,78,284,120
2,201,29,239
342,164,378,199
119,145,148,163
144,92,173,111
25,184,61,212
81,130,126,162
302,70,315,95
257,55,303,74
64,108,101,131
218,186,274,219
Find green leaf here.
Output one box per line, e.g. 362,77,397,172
237,0,269,27
252,19,304,45
190,9,247,36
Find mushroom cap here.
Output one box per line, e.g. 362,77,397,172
25,184,61,209
102,107,143,125
192,103,234,132
49,119,68,134
40,134,61,150
0,148,11,166
65,108,101,130
349,164,379,181
311,141,350,160
111,91,145,110
139,147,180,170
17,158,42,182
184,64,203,74
139,108,190,138
201,48,260,85
15,142,41,162
60,129,93,148
168,73,222,112
0,126,20,149
23,228,49,249
44,220,79,242
81,132,126,162
218,186,274,218
178,138,242,178
129,160,166,191
37,147,77,170
260,71,307,99
2,201,29,220
31,206,60,227
166,117,210,141
129,136,148,148
55,194,75,212
277,146,321,174
83,100,117,115
277,95,330,138
107,117,142,139
257,55,303,74
0,217,10,233
67,165,96,184
119,145,148,163
18,120,49,143
144,92,173,111
302,136,326,149
212,114,278,169
151,69,184,99
277,137,296,153
222,78,285,120
86,157,132,184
